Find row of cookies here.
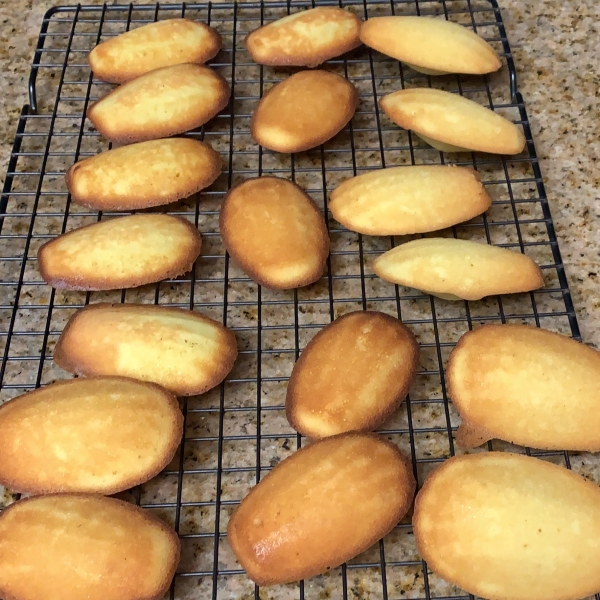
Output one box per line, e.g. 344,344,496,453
244,8,524,155
0,304,239,600
0,25,238,600
218,171,543,300
0,22,237,600
227,311,600,600
40,19,229,289
88,10,499,78
44,159,541,299
227,440,600,600
83,12,523,156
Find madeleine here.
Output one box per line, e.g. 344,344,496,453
38,214,201,291
360,16,500,75
220,177,329,289
448,324,600,450
245,7,361,67
0,495,179,600
414,452,600,600
88,64,230,144
228,433,415,585
66,138,221,211
251,70,358,153
0,377,182,494
287,311,419,438
329,165,491,235
373,238,544,300
54,303,238,396
380,87,525,154
89,18,222,83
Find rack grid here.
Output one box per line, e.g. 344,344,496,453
0,1,588,599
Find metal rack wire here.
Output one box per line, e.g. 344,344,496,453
0,1,585,599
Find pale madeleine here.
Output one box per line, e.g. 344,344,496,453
245,7,361,67
329,165,491,235
0,494,180,600
414,452,600,600
38,214,202,291
373,238,544,301
0,377,182,494
66,138,222,211
54,303,238,396
287,311,419,438
228,433,415,585
88,63,230,144
220,177,329,289
89,18,222,83
251,70,358,153
360,16,501,75
448,324,600,450
380,88,526,154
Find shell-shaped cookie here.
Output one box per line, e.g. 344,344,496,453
373,238,544,301
89,18,222,84
228,433,415,585
380,88,525,155
414,452,600,600
447,324,600,451
66,138,221,211
286,311,419,438
54,303,238,396
0,494,180,600
245,7,362,67
329,165,491,235
360,16,501,75
251,70,358,153
220,177,329,289
87,63,230,144
38,214,202,291
0,377,182,495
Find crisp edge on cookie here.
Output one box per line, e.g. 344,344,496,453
227,432,416,586
286,311,420,438
0,376,183,495
65,140,222,211
86,65,231,144
244,9,362,68
249,72,359,153
219,176,330,290
53,303,238,396
37,215,202,291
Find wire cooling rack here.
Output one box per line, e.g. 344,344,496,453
0,1,588,599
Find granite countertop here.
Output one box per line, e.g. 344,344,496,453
1,0,598,346
0,2,598,598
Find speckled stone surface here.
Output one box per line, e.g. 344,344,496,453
0,2,599,600
0,0,597,345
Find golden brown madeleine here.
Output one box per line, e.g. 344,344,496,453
0,377,182,495
250,70,358,153
89,18,222,84
448,324,600,451
54,303,237,396
245,7,361,67
220,177,329,289
414,452,600,600
373,238,543,301
380,88,525,154
38,214,202,291
286,311,419,438
0,494,180,600
329,165,491,235
87,63,230,144
228,433,415,585
360,16,500,75
66,138,221,211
